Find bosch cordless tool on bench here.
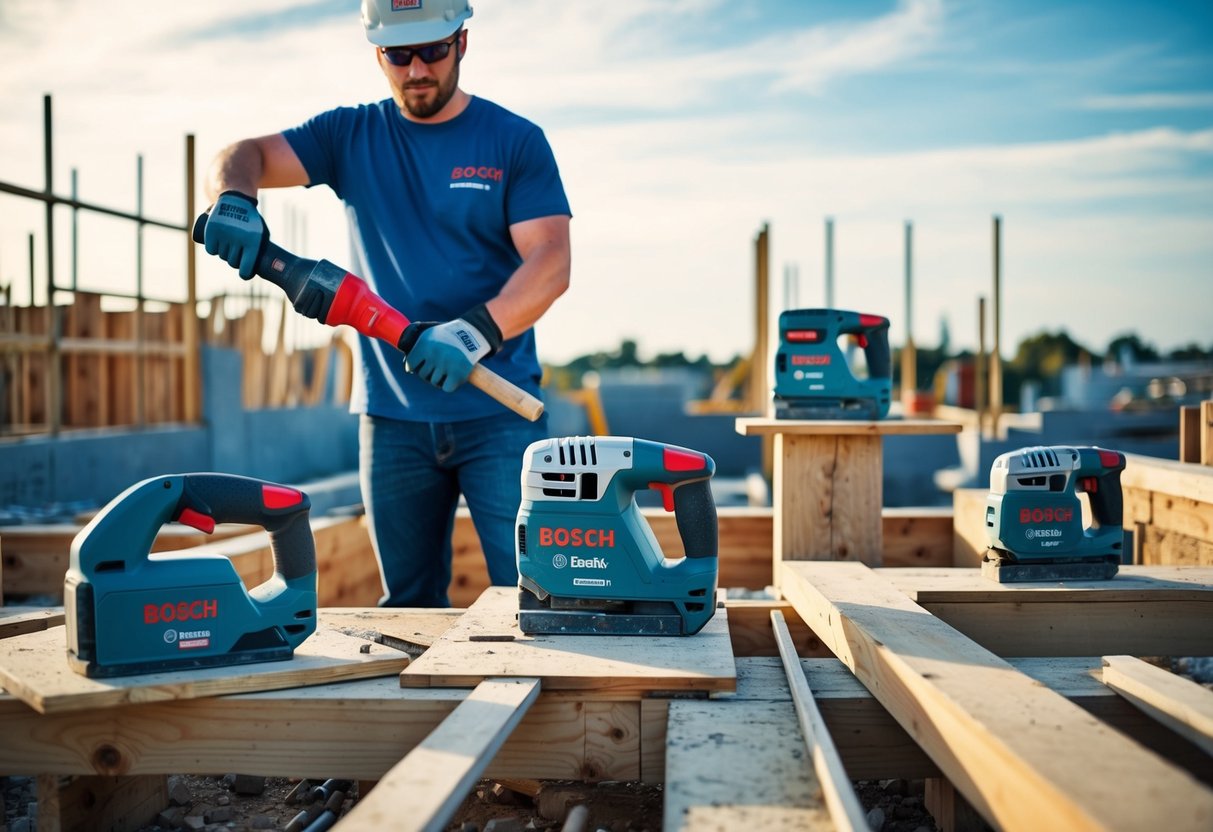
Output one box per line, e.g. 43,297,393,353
64,473,318,677
983,446,1126,583
773,308,892,420
516,436,719,636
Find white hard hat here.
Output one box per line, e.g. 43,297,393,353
361,0,473,47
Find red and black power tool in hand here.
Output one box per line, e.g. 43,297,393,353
192,211,543,422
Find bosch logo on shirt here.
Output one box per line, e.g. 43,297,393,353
450,165,504,192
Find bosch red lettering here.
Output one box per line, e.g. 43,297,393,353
143,599,218,624
792,355,831,365
538,527,615,548
1019,507,1073,524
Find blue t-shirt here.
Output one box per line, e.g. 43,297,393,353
283,96,571,421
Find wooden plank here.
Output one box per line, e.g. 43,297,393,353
1140,526,1213,567
1180,406,1202,464
0,608,413,714
885,566,1213,656
1102,655,1213,757
0,606,64,638
781,561,1213,831
663,699,832,831
736,417,963,437
400,588,736,696
37,774,167,832
337,677,541,832
771,611,866,832
886,565,1213,603
1153,491,1213,543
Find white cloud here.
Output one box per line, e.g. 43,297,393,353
1080,92,1213,111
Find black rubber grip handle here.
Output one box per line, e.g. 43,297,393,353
1088,468,1124,529
866,325,891,380
672,479,718,559
178,474,316,581
195,211,339,323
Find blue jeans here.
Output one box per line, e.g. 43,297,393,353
359,411,547,607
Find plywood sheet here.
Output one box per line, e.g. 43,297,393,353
400,588,736,696
0,608,415,714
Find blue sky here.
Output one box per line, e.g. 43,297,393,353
1,0,1210,365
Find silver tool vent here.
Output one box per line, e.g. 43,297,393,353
1019,448,1059,469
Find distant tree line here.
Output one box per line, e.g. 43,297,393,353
544,332,1213,403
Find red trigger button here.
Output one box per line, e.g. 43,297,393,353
649,481,675,512
857,334,869,348
178,507,215,534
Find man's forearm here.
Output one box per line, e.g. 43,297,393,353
205,140,265,202
485,239,571,341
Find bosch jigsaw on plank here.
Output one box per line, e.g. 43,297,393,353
64,473,318,677
516,436,719,636
773,308,892,420
983,446,1126,583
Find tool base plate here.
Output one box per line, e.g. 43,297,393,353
981,551,1120,584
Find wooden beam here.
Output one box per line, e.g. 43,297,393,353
6,657,1208,786
1102,656,1213,757
337,678,541,832
885,566,1213,657
37,774,167,832
772,611,866,831
1123,453,1213,505
780,561,1213,831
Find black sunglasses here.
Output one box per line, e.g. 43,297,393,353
380,32,459,67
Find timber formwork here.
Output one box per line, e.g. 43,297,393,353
2,429,1213,831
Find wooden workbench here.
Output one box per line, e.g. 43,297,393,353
736,418,962,573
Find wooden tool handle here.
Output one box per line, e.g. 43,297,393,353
468,365,544,422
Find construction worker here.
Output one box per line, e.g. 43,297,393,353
202,0,571,607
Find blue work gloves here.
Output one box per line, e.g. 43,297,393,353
204,191,269,280
401,303,504,392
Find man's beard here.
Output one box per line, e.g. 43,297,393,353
400,58,460,119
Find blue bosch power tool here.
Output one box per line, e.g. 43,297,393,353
774,308,892,420
516,436,719,636
984,446,1126,583
64,473,318,677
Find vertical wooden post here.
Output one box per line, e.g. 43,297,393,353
901,220,917,402
44,94,62,437
990,215,1003,438
750,223,770,416
824,217,834,309
1179,406,1201,463
976,297,986,439
1202,401,1213,466
183,134,201,423
135,154,146,427
752,224,773,478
